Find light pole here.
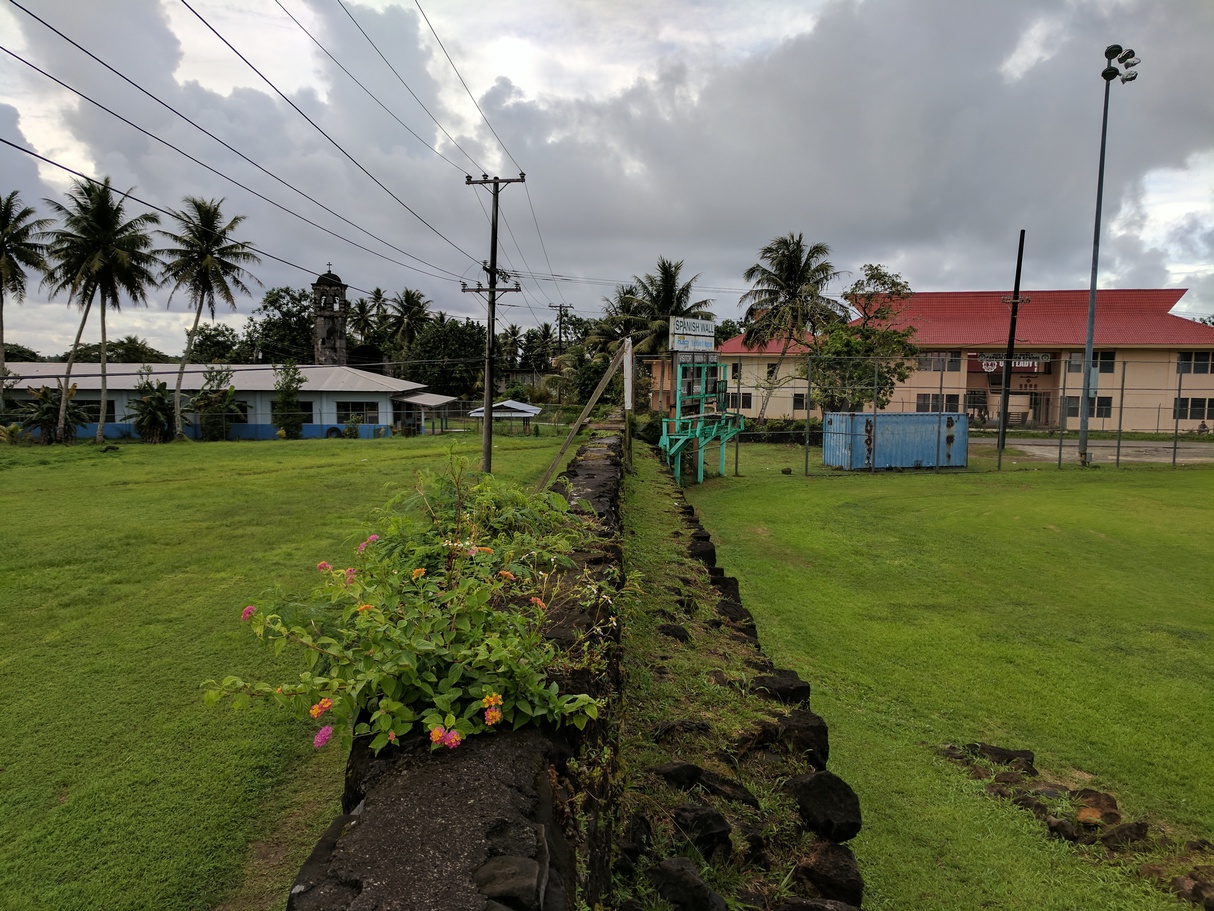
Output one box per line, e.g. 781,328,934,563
1078,44,1139,467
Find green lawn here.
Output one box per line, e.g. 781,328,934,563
0,435,566,911
686,444,1214,910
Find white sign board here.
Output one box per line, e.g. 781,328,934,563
669,316,716,352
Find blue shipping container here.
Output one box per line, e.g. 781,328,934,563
823,412,968,470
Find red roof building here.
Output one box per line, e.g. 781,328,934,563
714,289,1214,434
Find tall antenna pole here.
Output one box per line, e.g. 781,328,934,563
464,173,524,472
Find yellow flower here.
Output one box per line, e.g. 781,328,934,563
411,567,426,580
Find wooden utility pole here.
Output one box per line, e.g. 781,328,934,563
463,173,524,472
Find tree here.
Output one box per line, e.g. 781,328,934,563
497,323,523,370
42,177,160,444
56,335,172,363
381,288,433,358
349,297,376,342
0,191,50,379
627,257,713,412
809,264,918,412
519,323,556,375
586,283,643,357
714,318,741,346
400,317,485,398
125,366,175,444
190,322,240,363
193,364,241,441
271,361,307,439
2,342,39,363
740,234,846,419
158,197,261,439
20,381,86,444
240,288,312,363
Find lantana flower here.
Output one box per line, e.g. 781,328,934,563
484,706,502,726
411,567,426,581
241,605,255,622
309,698,333,719
317,561,332,572
314,725,333,749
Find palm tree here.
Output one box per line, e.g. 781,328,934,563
382,288,433,351
0,191,51,379
349,297,376,342
498,323,523,370
157,197,261,439
43,178,160,444
627,257,713,411
587,282,643,356
740,233,845,419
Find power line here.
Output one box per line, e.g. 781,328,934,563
179,0,479,265
334,0,486,176
414,0,521,174
271,0,470,175
0,43,461,285
4,0,465,282
0,137,399,301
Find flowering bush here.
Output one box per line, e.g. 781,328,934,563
204,461,605,754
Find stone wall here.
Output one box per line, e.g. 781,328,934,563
285,433,866,910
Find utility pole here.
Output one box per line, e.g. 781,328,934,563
548,302,572,353
463,172,524,473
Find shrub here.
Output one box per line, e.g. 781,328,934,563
125,367,176,444
205,461,606,754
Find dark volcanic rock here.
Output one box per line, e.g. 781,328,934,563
790,770,862,842
672,803,732,860
654,761,703,788
1101,820,1150,849
773,899,863,911
647,857,728,911
654,718,712,742
965,742,1035,767
658,623,691,642
795,841,864,907
737,709,830,767
752,668,812,705
472,856,541,909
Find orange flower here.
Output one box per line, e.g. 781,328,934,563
530,597,546,609
482,692,503,708
357,603,373,612
484,706,502,726
411,567,426,581
478,546,494,554
498,570,516,581
430,725,446,743
309,697,334,719
387,731,397,743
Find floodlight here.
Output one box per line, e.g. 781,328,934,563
1117,48,1136,64
1122,56,1141,68
1121,70,1138,83
1101,65,1120,81
1105,44,1123,59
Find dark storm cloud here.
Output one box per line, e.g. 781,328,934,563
3,0,1212,351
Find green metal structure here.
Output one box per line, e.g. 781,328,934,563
659,353,744,485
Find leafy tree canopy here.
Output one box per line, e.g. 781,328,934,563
401,317,486,398
54,335,173,363
239,287,312,364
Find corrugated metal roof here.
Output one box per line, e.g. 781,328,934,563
716,289,1213,352
5,362,426,394
401,392,458,407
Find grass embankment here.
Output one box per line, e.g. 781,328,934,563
0,435,567,911
682,443,1213,910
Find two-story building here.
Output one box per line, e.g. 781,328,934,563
713,289,1214,433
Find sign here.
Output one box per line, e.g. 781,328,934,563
669,316,716,352
973,352,1051,373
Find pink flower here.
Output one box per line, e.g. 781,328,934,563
241,605,255,622
344,567,356,585
317,561,332,572
484,706,502,726
429,725,447,744
313,725,333,749
441,729,463,749
357,534,380,555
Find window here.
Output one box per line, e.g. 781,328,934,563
1178,351,1212,374
793,392,806,411
76,399,116,423
727,393,754,410
915,394,961,412
337,401,380,423
1068,351,1115,373
1065,396,1111,419
1175,398,1212,420
273,399,314,424
766,363,778,380
917,351,961,372
231,400,250,424
966,390,988,412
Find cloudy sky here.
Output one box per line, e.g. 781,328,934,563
2,0,1212,358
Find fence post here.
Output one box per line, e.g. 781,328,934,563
936,363,945,472
1057,365,1068,469
804,356,813,477
1173,361,1183,468
871,357,879,473
1115,359,1127,467
735,359,742,477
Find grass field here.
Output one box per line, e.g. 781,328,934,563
685,443,1214,910
0,434,567,911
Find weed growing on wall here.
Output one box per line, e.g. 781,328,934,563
205,459,603,753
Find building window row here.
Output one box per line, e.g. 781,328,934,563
917,351,961,372
336,401,380,423
1065,396,1112,419
915,393,960,412
1178,351,1212,374
727,392,753,410
1066,351,1116,374
1174,397,1214,420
